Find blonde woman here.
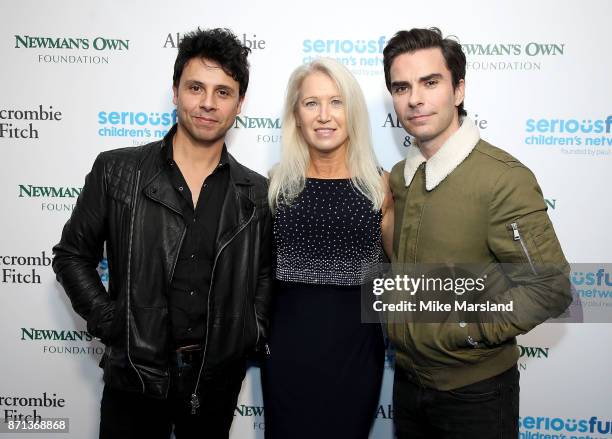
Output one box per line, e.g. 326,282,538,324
262,58,393,438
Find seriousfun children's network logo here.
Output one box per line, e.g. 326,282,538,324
524,115,612,156
97,110,177,142
98,258,108,286
572,268,612,302
519,415,612,438
302,36,387,76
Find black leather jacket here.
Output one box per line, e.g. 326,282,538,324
52,128,272,398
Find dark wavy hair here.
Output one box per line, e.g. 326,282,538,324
173,28,251,97
383,27,467,117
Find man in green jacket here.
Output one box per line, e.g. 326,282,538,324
382,28,572,438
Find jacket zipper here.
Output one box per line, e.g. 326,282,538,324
168,227,187,286
126,170,146,393
510,222,537,275
162,227,186,399
253,305,261,351
190,205,257,414
248,186,264,354
253,305,270,355
147,184,187,398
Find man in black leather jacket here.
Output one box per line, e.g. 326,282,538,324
52,28,272,439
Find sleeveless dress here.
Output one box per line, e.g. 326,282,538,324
262,178,385,439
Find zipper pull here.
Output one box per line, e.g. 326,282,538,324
190,393,200,415
510,222,520,241
265,343,271,356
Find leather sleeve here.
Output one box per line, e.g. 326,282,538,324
52,153,115,342
253,183,274,352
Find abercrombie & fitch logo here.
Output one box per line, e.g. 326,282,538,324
1,392,66,423
0,105,62,140
381,113,488,148
0,251,50,284
382,113,488,130
163,32,266,50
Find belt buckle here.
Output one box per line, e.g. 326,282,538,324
176,344,203,353
175,344,204,368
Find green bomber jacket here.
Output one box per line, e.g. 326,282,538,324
387,117,572,390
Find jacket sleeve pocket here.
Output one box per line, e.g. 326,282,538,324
482,166,572,345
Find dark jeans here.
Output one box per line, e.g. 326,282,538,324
99,358,246,439
393,365,519,439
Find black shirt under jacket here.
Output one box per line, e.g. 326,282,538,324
164,140,229,348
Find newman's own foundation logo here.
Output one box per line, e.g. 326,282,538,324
18,184,81,213
20,327,104,356
461,41,565,71
14,34,130,65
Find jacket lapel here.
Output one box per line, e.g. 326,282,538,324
140,127,184,216
142,169,184,216
214,154,255,253
138,133,255,249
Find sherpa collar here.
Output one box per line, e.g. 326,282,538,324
403,116,480,190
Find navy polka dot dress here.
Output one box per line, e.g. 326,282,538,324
262,178,385,439
274,178,383,285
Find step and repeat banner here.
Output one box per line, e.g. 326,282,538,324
1,0,611,438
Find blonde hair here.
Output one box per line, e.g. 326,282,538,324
268,58,383,213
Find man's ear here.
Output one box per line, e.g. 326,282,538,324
454,79,465,108
172,85,178,106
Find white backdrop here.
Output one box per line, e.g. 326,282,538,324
1,0,611,437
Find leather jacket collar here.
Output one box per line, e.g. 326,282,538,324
142,124,256,248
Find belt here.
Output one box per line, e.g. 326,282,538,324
174,344,204,367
